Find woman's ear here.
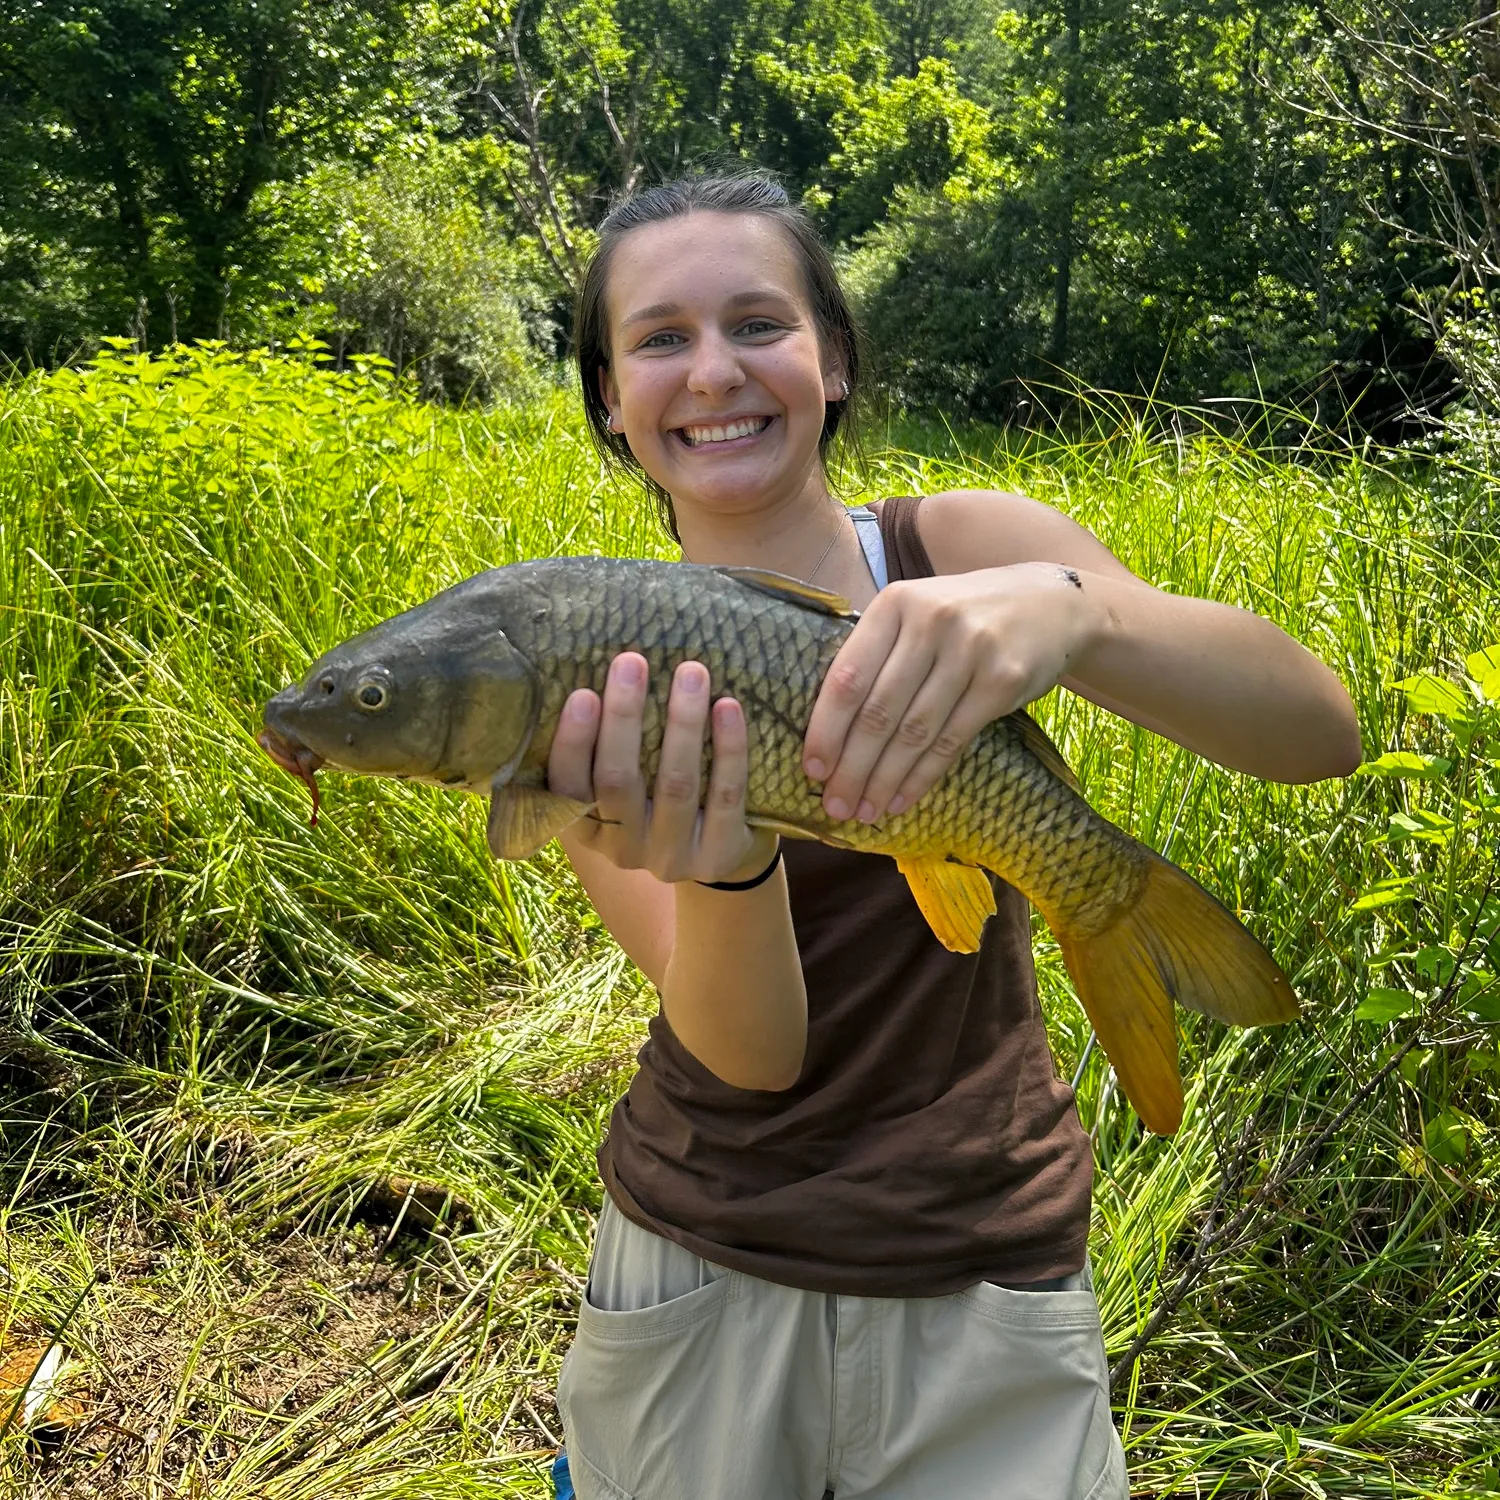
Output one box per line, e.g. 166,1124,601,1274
598,365,624,433
821,358,848,404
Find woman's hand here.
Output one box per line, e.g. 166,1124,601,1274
548,651,779,885
549,651,803,1090
802,563,1106,824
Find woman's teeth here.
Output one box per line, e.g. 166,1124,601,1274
679,416,771,447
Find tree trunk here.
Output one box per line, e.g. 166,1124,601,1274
1050,0,1082,367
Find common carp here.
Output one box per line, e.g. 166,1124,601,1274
258,556,1299,1133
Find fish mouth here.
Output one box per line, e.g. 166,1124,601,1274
257,725,326,826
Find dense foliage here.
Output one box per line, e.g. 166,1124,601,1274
2,347,1497,1493
3,0,1498,419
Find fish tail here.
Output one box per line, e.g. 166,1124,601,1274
1052,848,1299,1135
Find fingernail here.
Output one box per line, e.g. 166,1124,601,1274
805,758,826,781
887,793,906,816
856,800,877,823
614,656,643,686
565,693,591,721
679,663,707,693
824,796,850,821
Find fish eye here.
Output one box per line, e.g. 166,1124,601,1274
355,678,391,711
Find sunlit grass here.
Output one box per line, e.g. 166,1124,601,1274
2,346,1497,1495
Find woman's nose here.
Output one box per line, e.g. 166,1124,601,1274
686,331,745,396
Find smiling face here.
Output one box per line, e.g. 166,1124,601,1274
599,211,846,522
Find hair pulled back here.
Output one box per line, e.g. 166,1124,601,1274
573,170,863,538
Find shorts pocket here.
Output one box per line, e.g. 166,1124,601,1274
557,1274,740,1500
1082,1426,1129,1500
932,1275,1122,1498
956,1276,1102,1330
575,1267,734,1341
564,1442,636,1500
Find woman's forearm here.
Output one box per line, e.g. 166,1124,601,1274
661,866,807,1092
550,656,808,1094
1061,569,1362,783
560,826,808,1092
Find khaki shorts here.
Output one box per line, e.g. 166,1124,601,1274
556,1198,1127,1500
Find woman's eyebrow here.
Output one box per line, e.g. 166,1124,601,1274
621,289,797,327
726,289,796,309
622,300,681,326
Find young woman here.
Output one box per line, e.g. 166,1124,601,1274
545,173,1361,1500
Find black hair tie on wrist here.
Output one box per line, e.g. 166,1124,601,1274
697,848,783,891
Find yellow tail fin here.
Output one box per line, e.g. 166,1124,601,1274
1054,850,1299,1135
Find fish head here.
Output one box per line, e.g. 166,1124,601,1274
259,599,540,819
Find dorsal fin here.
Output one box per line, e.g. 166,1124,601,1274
716,566,857,618
1011,708,1081,794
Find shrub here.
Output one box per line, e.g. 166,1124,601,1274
842,186,1053,417
242,143,555,405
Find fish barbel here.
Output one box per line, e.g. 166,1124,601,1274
259,557,1299,1133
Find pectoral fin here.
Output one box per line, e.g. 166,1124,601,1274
896,856,997,953
746,814,850,846
487,782,593,859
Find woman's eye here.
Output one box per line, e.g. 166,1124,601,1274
738,318,782,337
640,330,684,349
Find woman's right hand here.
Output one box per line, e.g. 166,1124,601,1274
547,651,779,886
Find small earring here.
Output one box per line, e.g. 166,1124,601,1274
608,413,623,433
839,380,850,400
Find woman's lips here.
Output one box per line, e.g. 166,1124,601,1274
257,727,325,826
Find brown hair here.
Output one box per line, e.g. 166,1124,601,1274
573,171,863,538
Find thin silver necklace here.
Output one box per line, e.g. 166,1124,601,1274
800,506,847,586
685,505,847,584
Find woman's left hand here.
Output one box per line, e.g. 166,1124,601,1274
801,563,1105,823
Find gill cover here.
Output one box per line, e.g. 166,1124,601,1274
445,627,543,791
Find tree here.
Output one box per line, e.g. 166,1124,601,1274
0,0,464,346
872,0,995,79
463,0,890,291
1288,1,1498,410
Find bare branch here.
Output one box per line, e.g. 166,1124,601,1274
473,7,585,292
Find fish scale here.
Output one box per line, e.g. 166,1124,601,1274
495,558,1123,908
260,554,1301,1134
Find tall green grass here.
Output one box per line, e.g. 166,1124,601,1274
2,346,1497,1495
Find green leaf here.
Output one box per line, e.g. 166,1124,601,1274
1355,751,1452,778
1465,987,1500,1023
1465,644,1500,702
1354,987,1418,1022
1382,808,1453,844
1423,1110,1471,1166
1399,1047,1433,1084
1393,673,1473,723
1458,964,1495,993
1350,882,1412,911
1411,945,1457,985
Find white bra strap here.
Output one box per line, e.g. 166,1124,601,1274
847,505,889,592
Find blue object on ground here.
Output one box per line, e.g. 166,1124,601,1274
553,1449,575,1499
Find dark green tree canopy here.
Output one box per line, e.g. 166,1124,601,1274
1,0,1491,423
1,0,457,345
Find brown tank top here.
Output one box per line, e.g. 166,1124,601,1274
598,495,1093,1296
